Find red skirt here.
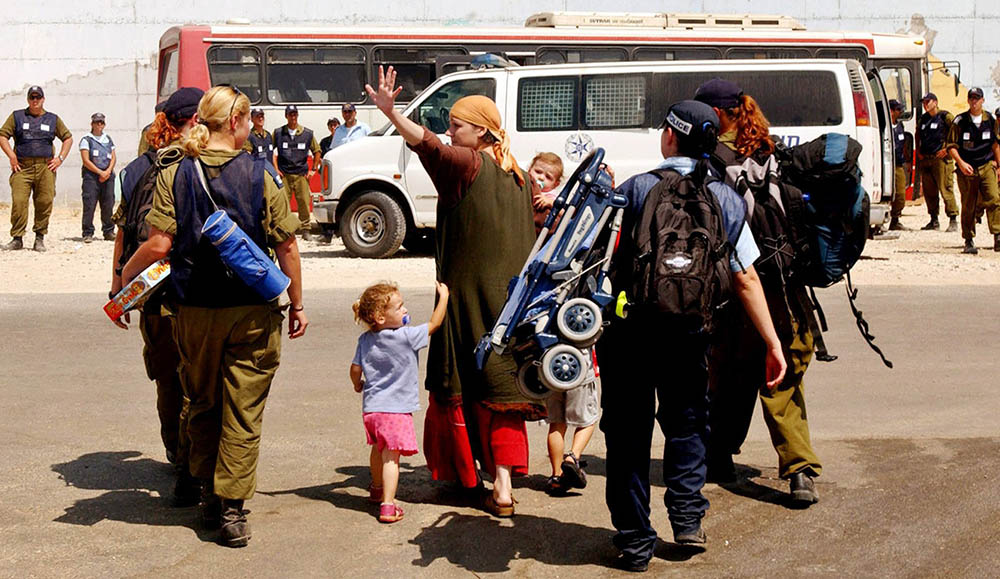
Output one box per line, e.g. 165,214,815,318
423,397,529,488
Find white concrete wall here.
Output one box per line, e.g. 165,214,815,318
2,0,999,205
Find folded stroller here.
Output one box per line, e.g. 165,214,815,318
474,149,628,399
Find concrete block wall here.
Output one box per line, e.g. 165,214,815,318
1,0,998,206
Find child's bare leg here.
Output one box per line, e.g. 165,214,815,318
380,449,401,504
569,424,596,459
494,465,513,505
547,423,568,476
369,445,383,489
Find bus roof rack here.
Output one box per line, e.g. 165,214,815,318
525,11,806,31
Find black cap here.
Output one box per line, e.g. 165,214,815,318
154,101,166,113
888,99,903,112
342,103,356,112
327,117,340,125
661,100,719,156
163,87,204,123
27,85,44,98
285,105,298,115
968,87,985,100
91,112,106,122
921,92,938,102
251,108,264,117
693,78,743,109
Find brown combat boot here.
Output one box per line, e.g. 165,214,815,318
33,234,46,252
219,499,251,548
2,237,23,250
945,216,959,233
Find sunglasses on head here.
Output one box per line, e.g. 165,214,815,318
216,84,244,118
28,95,42,100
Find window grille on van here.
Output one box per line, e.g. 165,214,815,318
584,75,646,128
518,77,577,131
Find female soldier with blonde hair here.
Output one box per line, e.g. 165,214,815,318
696,78,823,506
122,85,308,546
366,66,542,518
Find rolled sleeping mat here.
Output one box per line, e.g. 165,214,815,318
202,209,290,301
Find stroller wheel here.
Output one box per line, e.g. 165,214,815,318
539,345,588,392
516,362,552,400
556,298,603,347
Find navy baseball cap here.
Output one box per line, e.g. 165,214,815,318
163,87,204,123
694,78,743,109
921,92,938,102
285,105,299,114
342,103,356,112
968,87,985,100
661,100,719,155
251,108,264,117
91,112,106,122
888,99,903,112
27,86,44,98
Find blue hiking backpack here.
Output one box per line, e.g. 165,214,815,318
775,133,891,368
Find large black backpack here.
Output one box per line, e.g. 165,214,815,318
623,163,734,332
118,148,184,270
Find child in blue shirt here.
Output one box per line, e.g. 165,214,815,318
350,281,448,523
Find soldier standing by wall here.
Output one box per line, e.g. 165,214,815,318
243,108,274,167
917,93,959,232
79,112,117,243
889,100,910,231
273,105,320,240
0,86,73,252
946,87,1000,254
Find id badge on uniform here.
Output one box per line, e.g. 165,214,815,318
930,122,938,129
296,142,306,150
92,149,100,157
898,134,905,141
984,131,992,140
40,124,50,132
21,122,29,130
282,142,289,149
963,132,971,141
257,145,264,153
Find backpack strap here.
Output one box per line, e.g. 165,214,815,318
844,271,894,368
797,286,837,362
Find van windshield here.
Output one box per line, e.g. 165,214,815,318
408,78,497,133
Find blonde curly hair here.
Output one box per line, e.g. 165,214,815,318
352,282,400,329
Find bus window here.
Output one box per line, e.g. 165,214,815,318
373,47,467,102
159,47,179,99
583,74,647,129
726,47,812,60
816,48,868,67
632,47,723,61
411,78,496,134
537,47,628,65
518,76,578,131
651,70,842,127
266,46,366,104
879,66,913,120
208,46,262,103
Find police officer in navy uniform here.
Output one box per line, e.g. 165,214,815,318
243,108,273,165
0,85,74,252
888,100,910,231
946,87,1000,254
272,105,320,240
917,92,959,231
79,112,117,242
598,100,785,571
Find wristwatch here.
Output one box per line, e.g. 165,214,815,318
58,154,66,162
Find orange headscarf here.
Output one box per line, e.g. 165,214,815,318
449,95,524,186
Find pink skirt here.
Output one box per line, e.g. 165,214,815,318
363,412,419,456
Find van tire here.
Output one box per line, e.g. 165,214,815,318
339,191,406,258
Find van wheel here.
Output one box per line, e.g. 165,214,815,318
339,191,406,258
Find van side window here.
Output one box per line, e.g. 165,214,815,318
373,47,467,103
583,74,647,129
412,78,496,134
651,71,843,127
518,77,578,131
208,46,262,104
266,46,366,104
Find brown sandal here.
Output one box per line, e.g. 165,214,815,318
484,493,516,517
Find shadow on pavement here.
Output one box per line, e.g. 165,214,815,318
50,450,212,541
409,511,617,573
715,463,793,507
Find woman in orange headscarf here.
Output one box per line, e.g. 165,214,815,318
366,66,542,517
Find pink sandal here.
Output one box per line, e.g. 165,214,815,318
379,502,404,523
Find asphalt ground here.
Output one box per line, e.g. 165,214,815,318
1,285,998,578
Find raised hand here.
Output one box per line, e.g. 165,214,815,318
364,65,403,116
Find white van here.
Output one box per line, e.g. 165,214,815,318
316,59,894,258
